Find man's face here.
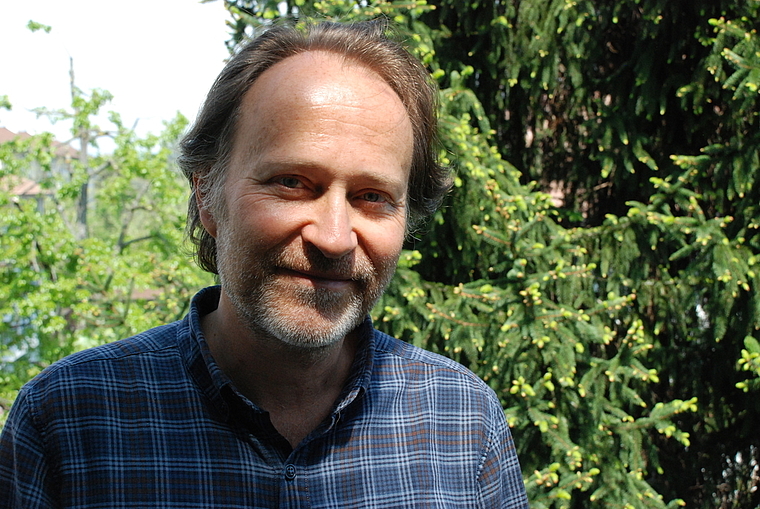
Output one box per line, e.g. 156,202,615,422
201,51,413,348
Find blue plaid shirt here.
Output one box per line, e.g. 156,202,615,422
0,286,528,508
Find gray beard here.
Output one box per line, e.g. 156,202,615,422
232,275,367,349
216,235,393,350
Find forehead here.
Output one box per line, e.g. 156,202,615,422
231,50,414,171
244,51,407,124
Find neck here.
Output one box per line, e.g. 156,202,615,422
200,292,359,447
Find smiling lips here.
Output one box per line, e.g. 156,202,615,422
278,267,359,289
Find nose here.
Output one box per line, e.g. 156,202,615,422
301,194,358,259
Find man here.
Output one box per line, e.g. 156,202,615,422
0,20,529,508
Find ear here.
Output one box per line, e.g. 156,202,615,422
193,174,218,239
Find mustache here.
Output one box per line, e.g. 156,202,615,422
270,244,375,282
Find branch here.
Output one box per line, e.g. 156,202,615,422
425,303,487,327
119,234,156,251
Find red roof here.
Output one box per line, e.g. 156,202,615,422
0,176,47,197
0,127,78,158
0,127,31,143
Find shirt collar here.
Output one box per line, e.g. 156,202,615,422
180,286,234,421
333,315,375,414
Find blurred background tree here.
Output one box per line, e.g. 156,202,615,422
0,77,214,417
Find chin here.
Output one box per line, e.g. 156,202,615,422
255,309,363,349
239,288,369,349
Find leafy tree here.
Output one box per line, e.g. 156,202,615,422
0,74,213,419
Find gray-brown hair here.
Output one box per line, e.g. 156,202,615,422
177,19,451,274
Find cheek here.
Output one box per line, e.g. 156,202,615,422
362,220,406,264
229,196,302,242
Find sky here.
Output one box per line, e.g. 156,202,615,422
0,0,231,141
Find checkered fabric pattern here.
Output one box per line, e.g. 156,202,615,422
0,286,528,508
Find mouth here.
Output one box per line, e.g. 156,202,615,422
278,267,358,289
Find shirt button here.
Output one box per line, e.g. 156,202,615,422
284,464,297,481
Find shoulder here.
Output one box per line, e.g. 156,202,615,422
10,320,199,439
370,329,501,410
373,329,486,382
21,321,183,396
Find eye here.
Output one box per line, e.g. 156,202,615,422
275,176,303,188
360,191,385,203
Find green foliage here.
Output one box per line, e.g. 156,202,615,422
413,0,758,231
26,20,52,34
0,89,214,420
736,336,760,393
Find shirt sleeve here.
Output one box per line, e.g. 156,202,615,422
0,389,58,509
477,395,530,509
